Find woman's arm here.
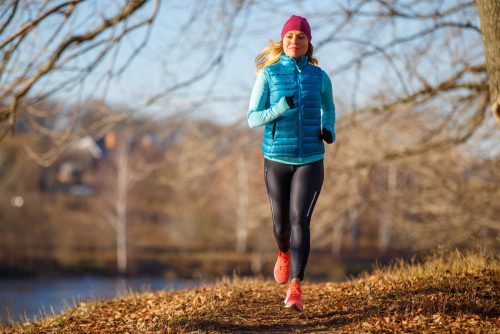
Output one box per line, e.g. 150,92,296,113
247,70,290,128
321,70,336,142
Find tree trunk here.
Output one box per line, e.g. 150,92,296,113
347,207,359,252
116,131,129,274
332,218,344,257
379,165,396,254
236,154,249,252
477,0,500,128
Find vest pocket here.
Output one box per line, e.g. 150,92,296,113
272,121,277,140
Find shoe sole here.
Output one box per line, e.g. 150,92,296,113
274,273,288,284
285,303,303,312
274,262,289,284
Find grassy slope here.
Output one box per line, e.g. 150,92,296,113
1,251,499,333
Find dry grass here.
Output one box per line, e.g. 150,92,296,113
1,250,499,333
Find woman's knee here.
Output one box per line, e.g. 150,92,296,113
274,221,291,238
289,209,312,227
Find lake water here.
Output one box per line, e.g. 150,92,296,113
0,277,205,324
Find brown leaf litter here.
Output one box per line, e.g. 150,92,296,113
1,251,498,333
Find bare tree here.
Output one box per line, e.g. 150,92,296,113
93,119,163,274
0,1,160,139
0,0,250,167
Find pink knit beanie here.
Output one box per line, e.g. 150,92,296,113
281,15,312,41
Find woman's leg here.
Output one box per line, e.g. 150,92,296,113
264,159,294,252
289,159,324,281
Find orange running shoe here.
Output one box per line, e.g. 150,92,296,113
274,251,290,284
284,281,303,311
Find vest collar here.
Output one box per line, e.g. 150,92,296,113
279,53,308,72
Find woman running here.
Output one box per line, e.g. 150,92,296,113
247,15,336,311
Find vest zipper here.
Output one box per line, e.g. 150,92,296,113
295,62,302,156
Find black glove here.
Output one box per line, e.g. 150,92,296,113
285,96,294,109
321,128,334,144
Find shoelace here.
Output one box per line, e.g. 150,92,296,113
278,253,289,272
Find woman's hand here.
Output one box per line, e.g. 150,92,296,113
285,96,294,109
321,128,334,144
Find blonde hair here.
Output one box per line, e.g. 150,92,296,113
255,40,318,75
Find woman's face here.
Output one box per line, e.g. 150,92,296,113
282,30,309,59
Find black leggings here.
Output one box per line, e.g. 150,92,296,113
264,158,324,280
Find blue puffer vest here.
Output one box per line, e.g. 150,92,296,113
262,53,323,158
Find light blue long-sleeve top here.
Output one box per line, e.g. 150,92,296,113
247,68,336,165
